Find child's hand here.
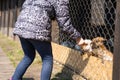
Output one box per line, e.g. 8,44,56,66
77,38,92,52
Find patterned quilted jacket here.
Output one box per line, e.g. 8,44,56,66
13,0,81,41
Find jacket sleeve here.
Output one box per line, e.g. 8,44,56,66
53,0,81,40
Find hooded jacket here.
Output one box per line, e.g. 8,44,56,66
13,0,81,41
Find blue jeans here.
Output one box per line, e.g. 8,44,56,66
12,37,53,80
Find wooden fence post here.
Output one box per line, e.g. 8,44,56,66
112,0,120,80
0,0,2,28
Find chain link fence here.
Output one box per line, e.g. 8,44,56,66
59,0,116,53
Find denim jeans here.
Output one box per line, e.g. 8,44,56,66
12,37,53,80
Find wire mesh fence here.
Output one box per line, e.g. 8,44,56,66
59,0,116,53
0,0,116,79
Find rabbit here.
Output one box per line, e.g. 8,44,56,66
80,37,113,62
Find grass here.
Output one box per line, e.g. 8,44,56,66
0,33,41,67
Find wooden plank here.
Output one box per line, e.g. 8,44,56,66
0,47,15,80
0,0,2,28
52,42,113,80
112,0,120,80
0,2,1,16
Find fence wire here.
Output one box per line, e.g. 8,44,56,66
59,0,116,53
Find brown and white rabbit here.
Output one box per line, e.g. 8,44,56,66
80,37,113,62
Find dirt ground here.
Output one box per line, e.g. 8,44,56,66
23,61,85,80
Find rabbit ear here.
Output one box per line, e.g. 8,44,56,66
92,37,107,42
98,37,106,42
